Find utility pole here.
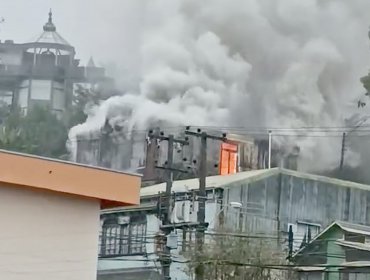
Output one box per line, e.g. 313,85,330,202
268,130,272,169
148,130,188,280
339,132,346,170
185,128,227,280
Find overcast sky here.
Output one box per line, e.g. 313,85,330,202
0,0,143,66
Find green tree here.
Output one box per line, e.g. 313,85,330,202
0,85,101,159
0,106,68,158
65,84,100,127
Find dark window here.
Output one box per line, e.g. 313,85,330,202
99,214,147,257
344,233,365,243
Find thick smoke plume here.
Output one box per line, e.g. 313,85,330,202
69,0,370,172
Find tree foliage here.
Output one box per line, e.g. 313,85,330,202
0,85,102,159
65,84,101,127
183,229,297,280
0,105,68,158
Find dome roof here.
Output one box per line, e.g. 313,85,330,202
30,10,71,46
24,10,74,55
31,10,71,46
34,28,70,46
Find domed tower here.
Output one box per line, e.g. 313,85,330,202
0,10,113,118
16,10,78,117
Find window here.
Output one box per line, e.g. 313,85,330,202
288,222,321,251
100,214,147,257
297,222,320,239
345,232,365,243
31,80,51,100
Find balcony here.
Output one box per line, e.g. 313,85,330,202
0,64,30,77
0,64,106,83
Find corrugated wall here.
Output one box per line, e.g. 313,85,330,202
222,172,370,235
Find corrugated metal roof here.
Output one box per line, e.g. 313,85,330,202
140,168,370,197
140,168,277,197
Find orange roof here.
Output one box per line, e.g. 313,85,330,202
0,150,141,209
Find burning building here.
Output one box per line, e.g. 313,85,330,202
0,10,113,117
74,123,300,184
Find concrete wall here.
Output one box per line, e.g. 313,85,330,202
0,184,100,280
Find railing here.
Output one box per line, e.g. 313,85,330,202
0,64,87,80
0,64,30,77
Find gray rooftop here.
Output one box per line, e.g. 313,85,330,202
140,168,370,197
336,221,370,235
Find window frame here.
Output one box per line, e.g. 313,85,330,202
100,214,147,257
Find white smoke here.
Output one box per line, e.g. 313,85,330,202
69,0,370,172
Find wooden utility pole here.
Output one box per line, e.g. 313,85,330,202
339,132,346,170
185,128,227,280
148,131,188,280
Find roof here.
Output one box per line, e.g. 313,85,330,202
101,202,157,215
336,240,370,252
294,266,326,272
339,261,370,268
335,221,370,236
33,30,70,46
28,10,71,48
140,167,370,197
140,168,274,197
293,221,370,258
295,262,370,271
0,150,140,209
87,56,96,67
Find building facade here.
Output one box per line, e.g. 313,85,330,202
0,11,113,117
97,168,370,279
75,126,300,183
0,149,140,279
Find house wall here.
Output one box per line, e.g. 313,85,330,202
0,183,100,280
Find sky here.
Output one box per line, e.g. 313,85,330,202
0,0,143,66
